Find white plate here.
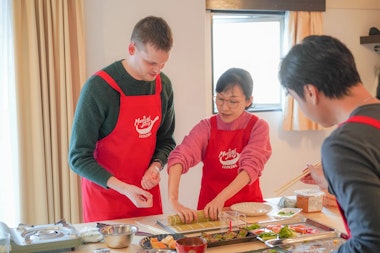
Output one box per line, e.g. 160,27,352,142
230,202,273,217
272,208,302,219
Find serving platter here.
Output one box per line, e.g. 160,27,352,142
230,202,273,217
279,236,346,252
199,229,257,248
237,236,346,252
264,231,340,247
249,217,338,245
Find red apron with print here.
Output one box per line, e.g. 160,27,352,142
81,70,163,222
336,115,380,238
197,115,264,210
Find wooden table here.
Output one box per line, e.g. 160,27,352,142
72,197,346,252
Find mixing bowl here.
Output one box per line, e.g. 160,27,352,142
99,224,137,248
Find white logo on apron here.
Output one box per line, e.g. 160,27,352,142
218,148,240,169
134,115,159,138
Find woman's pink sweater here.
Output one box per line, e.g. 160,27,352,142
167,111,272,184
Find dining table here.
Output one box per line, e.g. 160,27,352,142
71,196,347,253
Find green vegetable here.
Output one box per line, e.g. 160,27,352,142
245,223,261,230
278,211,295,216
278,225,296,239
258,231,277,240
223,231,237,240
237,228,249,238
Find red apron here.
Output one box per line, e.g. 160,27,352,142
81,70,163,222
197,115,264,210
336,115,380,237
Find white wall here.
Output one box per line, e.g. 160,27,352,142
83,0,380,215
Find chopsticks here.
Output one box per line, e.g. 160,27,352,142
274,161,321,196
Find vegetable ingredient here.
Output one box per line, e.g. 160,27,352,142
278,211,295,216
258,231,277,241
278,225,297,239
245,223,261,230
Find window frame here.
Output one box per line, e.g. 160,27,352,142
210,10,285,113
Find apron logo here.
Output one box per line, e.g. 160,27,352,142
218,148,240,169
134,115,159,138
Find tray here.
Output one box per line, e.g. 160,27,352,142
265,231,339,247
199,229,257,248
250,217,337,246
280,236,346,252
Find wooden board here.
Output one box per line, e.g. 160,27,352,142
157,219,246,234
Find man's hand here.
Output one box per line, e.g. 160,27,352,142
123,184,153,208
107,176,153,208
301,163,329,190
141,164,161,190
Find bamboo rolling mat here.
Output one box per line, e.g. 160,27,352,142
165,220,224,233
158,211,245,234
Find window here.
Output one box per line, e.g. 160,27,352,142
0,0,20,227
211,12,284,113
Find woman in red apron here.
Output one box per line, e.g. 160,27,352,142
167,68,272,223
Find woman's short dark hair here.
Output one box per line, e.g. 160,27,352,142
216,68,253,101
279,35,361,100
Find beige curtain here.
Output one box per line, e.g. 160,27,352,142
282,11,324,131
12,0,86,224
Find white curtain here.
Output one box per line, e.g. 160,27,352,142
282,11,324,131
0,0,20,227
12,0,85,224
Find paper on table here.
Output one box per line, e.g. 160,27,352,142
135,221,168,235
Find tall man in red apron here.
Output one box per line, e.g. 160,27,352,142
69,16,176,222
279,35,380,252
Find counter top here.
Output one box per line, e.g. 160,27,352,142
72,197,346,253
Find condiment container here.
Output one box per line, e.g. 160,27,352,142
294,188,325,213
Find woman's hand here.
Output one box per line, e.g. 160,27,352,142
170,200,198,224
203,197,225,221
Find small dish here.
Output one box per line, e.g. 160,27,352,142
230,202,273,217
272,208,302,219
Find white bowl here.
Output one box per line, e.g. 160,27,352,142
230,202,273,217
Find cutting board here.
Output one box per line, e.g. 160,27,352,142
157,218,246,234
